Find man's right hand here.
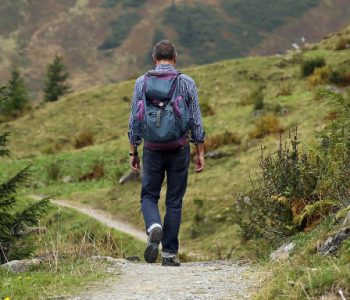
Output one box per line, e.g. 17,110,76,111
194,154,205,173
130,155,141,172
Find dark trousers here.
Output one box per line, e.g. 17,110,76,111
141,144,190,254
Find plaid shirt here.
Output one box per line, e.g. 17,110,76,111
128,64,205,146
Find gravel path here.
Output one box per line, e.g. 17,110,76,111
74,259,257,300
30,195,146,242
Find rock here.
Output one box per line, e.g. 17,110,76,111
119,171,141,185
317,227,350,256
204,151,232,159
251,109,264,117
126,256,140,262
270,242,295,262
62,175,73,183
1,258,42,272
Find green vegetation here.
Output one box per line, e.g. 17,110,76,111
301,57,326,77
98,13,140,50
0,197,144,299
43,55,70,102
102,0,146,8
164,1,321,65
221,0,320,31
0,87,49,263
1,28,350,298
0,68,30,119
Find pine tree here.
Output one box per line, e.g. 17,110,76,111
43,55,71,102
2,68,30,117
0,85,50,264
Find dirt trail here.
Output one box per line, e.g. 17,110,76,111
30,195,146,242
74,260,258,300
31,195,259,299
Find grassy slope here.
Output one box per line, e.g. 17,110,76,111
1,28,350,260
0,196,144,299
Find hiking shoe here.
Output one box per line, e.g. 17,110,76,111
144,227,163,263
162,257,181,267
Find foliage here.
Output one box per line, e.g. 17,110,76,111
1,68,30,117
221,0,320,32
236,132,319,240
204,130,241,152
101,0,145,8
301,57,326,77
237,89,350,241
43,55,70,102
335,37,349,50
249,115,284,139
74,129,95,149
0,85,50,263
329,66,350,86
98,13,140,50
307,66,332,87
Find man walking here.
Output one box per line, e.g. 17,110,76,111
128,40,205,266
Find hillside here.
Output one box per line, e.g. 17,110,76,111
1,25,349,260
0,0,350,98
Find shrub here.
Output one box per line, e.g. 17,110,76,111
329,67,350,87
307,66,332,87
249,115,284,139
98,13,140,50
74,130,94,149
200,101,215,116
335,37,349,50
300,57,326,77
204,130,241,152
46,160,62,182
236,132,320,240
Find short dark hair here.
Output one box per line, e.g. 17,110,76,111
152,40,177,61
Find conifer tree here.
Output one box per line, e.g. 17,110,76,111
0,85,50,264
2,68,30,117
43,55,70,102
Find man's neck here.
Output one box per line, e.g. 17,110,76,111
156,60,175,66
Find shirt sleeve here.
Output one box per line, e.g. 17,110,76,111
187,81,205,144
128,79,143,146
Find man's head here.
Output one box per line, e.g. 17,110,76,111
152,40,177,65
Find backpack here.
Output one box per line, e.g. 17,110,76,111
135,71,190,144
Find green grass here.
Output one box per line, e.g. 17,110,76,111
253,218,350,299
1,46,349,259
0,197,144,299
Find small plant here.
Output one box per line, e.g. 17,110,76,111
46,160,62,182
204,130,241,152
300,57,326,77
74,129,95,149
200,101,215,116
249,115,284,139
329,67,350,87
79,161,105,181
335,37,349,50
307,66,331,87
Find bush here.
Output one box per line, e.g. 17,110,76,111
300,57,326,77
236,89,350,241
307,66,332,87
329,67,350,87
46,160,62,182
249,115,284,139
200,101,215,116
74,130,94,149
98,13,140,50
204,130,241,152
236,132,320,240
335,37,349,50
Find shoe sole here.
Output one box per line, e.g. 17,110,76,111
144,228,163,263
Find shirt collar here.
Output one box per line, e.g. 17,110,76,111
155,64,176,72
